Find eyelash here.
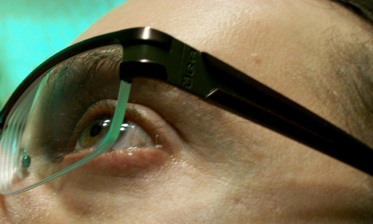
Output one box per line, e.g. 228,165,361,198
68,100,154,154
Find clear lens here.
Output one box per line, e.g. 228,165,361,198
0,45,131,194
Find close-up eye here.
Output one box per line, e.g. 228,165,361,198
75,116,154,152
77,116,113,150
72,100,154,153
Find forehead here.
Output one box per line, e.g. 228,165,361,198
77,1,363,63
76,1,368,107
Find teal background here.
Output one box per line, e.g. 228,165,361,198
0,0,125,106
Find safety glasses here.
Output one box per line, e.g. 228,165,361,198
1,27,372,195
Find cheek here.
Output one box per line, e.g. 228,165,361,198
4,188,69,223
234,135,373,220
11,162,238,223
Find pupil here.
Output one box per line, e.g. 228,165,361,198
90,123,102,137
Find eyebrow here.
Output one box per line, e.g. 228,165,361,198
48,47,122,90
44,47,122,104
33,48,123,143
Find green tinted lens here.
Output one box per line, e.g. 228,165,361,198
0,45,131,194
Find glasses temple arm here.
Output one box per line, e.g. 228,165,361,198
119,37,373,176
201,52,373,176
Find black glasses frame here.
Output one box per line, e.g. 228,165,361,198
338,0,373,22
1,27,372,176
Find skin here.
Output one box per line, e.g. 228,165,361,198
1,0,373,223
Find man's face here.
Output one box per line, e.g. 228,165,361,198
1,0,372,223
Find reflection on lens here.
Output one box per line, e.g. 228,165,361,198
0,45,128,194
21,151,31,169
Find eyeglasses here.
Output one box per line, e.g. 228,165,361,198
338,0,373,22
1,27,372,195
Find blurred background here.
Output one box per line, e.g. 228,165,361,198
0,0,125,107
